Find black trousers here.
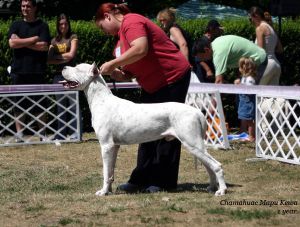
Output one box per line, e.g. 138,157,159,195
128,69,191,189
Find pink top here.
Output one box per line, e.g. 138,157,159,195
115,13,190,93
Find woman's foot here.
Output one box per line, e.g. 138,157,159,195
144,186,162,193
241,137,255,142
116,183,142,193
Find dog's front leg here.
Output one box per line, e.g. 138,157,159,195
95,144,119,196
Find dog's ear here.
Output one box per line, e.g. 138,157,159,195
91,62,99,77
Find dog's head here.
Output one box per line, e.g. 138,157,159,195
61,62,102,90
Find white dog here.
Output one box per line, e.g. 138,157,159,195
61,63,227,196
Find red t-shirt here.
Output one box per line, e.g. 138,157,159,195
115,13,190,93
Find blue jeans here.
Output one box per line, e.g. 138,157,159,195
238,94,255,120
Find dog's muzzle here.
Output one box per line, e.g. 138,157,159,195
59,80,79,89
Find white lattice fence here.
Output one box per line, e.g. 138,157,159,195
256,95,300,165
0,91,81,146
2,82,300,166
186,91,230,149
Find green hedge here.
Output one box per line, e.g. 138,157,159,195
2,18,299,84
1,18,300,131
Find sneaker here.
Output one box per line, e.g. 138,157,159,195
15,132,24,143
39,136,48,142
69,132,79,140
144,186,162,193
39,133,48,142
116,183,142,193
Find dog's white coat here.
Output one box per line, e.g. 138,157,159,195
62,63,227,196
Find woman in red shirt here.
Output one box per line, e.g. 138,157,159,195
96,2,191,193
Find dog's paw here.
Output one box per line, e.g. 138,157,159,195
214,188,226,196
95,189,111,196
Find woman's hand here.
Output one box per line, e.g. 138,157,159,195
234,78,241,85
99,61,117,75
110,68,125,81
110,68,133,82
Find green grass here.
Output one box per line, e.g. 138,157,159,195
0,133,299,226
207,207,275,220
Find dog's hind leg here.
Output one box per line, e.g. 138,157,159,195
201,162,218,193
95,144,119,196
193,148,226,196
180,132,226,195
186,144,226,196
176,116,226,195
202,151,226,195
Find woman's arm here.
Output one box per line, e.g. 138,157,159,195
215,74,224,84
48,39,78,64
60,38,78,61
255,25,265,49
100,36,148,75
169,26,189,60
47,44,59,64
200,61,213,77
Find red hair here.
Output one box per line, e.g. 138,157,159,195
95,3,131,21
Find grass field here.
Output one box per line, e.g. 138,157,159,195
1,133,299,227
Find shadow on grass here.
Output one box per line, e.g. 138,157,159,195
174,182,242,194
114,182,242,195
83,138,99,142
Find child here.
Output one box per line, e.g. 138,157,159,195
234,57,256,142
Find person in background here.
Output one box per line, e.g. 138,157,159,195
96,2,191,193
234,57,257,142
156,7,190,62
264,11,284,64
192,35,274,85
197,19,224,83
248,6,282,85
8,0,50,142
263,11,273,26
204,19,224,42
157,7,202,84
48,13,80,140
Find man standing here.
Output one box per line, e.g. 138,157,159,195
8,0,50,142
